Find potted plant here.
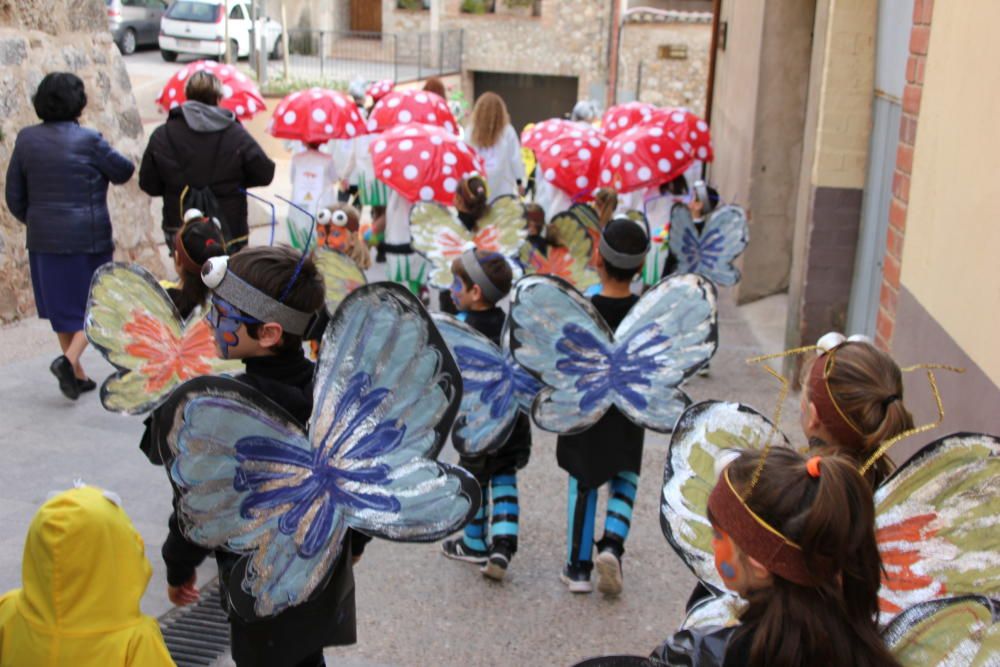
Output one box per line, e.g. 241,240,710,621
498,0,534,16
460,0,495,14
396,0,427,9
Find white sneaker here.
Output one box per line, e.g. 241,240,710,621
560,565,593,593
595,550,623,596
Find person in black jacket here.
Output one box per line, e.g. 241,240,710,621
160,246,367,667
138,70,275,253
4,72,134,400
440,250,531,581
557,219,649,597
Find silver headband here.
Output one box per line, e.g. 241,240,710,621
460,249,505,304
599,231,649,270
203,257,315,335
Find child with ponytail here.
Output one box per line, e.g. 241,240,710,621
652,448,901,667
799,335,915,488
169,209,227,318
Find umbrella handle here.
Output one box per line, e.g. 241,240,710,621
241,189,278,247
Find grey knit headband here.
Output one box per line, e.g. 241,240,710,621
202,257,314,335
460,249,505,304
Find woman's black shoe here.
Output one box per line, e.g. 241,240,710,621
77,378,97,393
50,355,80,400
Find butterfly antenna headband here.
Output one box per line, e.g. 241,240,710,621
858,363,965,475
242,190,278,247
274,195,317,303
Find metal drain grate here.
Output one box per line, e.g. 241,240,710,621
158,579,230,666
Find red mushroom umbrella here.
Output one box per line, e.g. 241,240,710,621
156,60,265,120
598,124,693,194
601,102,655,139
648,107,713,162
532,125,608,200
367,80,396,103
369,123,484,204
367,90,458,135
521,119,582,152
267,88,367,143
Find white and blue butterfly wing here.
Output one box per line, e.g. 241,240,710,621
314,283,480,541
613,274,718,432
509,275,617,434
501,318,543,414
670,206,749,287
163,376,343,617
433,313,519,457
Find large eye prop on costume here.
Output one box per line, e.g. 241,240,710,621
316,209,332,224
815,331,874,355
331,210,350,227
183,208,204,223
202,256,230,289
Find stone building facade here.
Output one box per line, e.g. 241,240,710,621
0,0,163,323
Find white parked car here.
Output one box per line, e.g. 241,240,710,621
158,0,282,62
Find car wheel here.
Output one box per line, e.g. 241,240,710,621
269,35,284,60
119,28,137,55
161,49,178,62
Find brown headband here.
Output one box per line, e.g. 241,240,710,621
174,218,204,275
707,468,830,587
807,347,867,452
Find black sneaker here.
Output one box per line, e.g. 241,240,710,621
50,356,80,400
595,548,623,596
441,538,488,564
560,563,593,594
77,378,97,393
481,551,509,581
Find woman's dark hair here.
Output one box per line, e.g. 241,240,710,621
450,251,513,305
33,72,87,122
803,342,913,488
600,218,648,282
174,219,226,318
726,449,900,667
423,77,447,100
228,246,325,353
185,70,223,106
456,175,489,221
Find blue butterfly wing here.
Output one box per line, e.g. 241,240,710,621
433,313,519,457
163,376,345,617
509,275,616,434
612,274,718,431
501,317,542,413
313,283,480,541
669,206,749,286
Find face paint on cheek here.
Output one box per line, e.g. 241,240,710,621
712,528,741,585
450,276,464,309
210,297,249,359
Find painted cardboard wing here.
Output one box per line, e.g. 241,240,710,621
517,209,599,290
410,194,528,289
660,401,1000,633
509,274,717,435
883,595,1000,665
160,283,481,617
433,313,541,457
667,205,749,287
85,262,238,415
313,247,367,313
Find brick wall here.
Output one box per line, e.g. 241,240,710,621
874,0,933,350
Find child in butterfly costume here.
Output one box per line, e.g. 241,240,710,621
147,247,479,667
510,219,718,596
663,181,748,289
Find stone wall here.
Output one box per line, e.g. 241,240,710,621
617,17,711,111
0,0,163,323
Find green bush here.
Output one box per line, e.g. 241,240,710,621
460,0,494,14
262,78,348,97
396,0,426,9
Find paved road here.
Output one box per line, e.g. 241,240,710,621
0,53,797,666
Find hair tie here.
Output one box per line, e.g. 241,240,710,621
881,394,901,409
806,456,822,479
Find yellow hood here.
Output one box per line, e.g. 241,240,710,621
17,486,152,634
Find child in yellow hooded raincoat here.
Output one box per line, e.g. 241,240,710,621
0,485,174,666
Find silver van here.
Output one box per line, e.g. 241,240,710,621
108,0,170,55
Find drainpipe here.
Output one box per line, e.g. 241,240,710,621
606,0,622,109
704,0,722,122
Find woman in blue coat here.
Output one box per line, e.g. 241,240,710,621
4,72,135,400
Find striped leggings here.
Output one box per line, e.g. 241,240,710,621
462,471,519,552
567,472,639,569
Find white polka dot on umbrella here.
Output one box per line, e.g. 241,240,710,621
369,123,485,205
598,123,692,193
155,60,265,120
600,101,655,139
267,88,368,143
646,107,714,163
521,118,581,152
368,90,458,135
367,79,395,103
527,121,608,201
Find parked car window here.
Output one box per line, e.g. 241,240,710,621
165,0,217,22
122,0,141,6
146,0,166,8
229,4,244,19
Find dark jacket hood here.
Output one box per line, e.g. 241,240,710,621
180,101,236,133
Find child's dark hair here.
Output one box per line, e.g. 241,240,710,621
174,219,226,318
661,174,689,196
600,218,648,282
450,251,512,306
228,246,325,353
524,202,545,233
803,342,913,488
457,175,488,220
725,449,899,667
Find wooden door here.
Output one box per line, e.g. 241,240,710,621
350,0,382,33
